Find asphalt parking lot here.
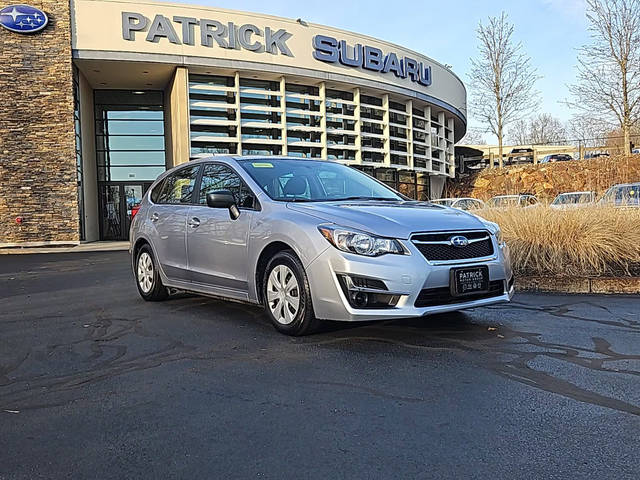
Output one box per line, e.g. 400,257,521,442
1,251,639,479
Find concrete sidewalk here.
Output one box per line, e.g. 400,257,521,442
0,241,129,255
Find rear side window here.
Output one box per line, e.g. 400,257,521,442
150,179,165,203
158,166,200,204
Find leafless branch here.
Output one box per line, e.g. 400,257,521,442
468,12,541,166
565,0,640,155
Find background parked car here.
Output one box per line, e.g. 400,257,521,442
487,194,539,209
550,191,596,209
506,148,533,165
540,154,573,163
599,182,640,207
584,152,610,159
431,197,485,211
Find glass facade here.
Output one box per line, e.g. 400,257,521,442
187,72,457,191
94,90,166,181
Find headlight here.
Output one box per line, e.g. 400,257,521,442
468,214,505,247
483,220,504,245
318,225,407,256
494,228,504,245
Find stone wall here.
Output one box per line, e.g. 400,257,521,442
447,155,640,201
0,1,78,246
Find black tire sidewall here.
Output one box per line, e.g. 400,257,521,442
263,251,316,335
135,245,167,301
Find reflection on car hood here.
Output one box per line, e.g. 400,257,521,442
286,201,487,239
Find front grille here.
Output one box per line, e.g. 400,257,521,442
412,231,494,262
415,280,504,308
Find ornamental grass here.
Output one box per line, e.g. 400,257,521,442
478,205,640,277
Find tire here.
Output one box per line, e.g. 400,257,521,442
134,244,168,302
263,250,321,336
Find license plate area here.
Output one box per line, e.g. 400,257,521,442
450,266,489,297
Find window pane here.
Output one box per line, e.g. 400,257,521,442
98,166,166,181
102,110,164,120
97,150,165,166
159,166,200,204
97,120,165,135
96,135,165,151
199,164,255,208
398,183,416,199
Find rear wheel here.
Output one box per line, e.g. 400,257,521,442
263,251,320,336
135,244,168,301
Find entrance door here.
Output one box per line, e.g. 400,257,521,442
99,182,152,240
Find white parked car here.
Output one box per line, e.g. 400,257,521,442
599,183,640,207
550,191,596,209
487,194,539,209
431,198,486,211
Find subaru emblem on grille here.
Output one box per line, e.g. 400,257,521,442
450,235,469,247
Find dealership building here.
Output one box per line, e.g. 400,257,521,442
0,0,467,246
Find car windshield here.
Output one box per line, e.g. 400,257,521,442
237,159,403,202
488,196,519,207
602,185,640,205
431,199,454,206
552,193,592,205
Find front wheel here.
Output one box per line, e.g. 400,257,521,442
263,251,320,336
135,244,168,301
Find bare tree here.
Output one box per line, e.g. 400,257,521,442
508,118,532,145
566,115,610,147
605,124,640,152
468,12,540,167
566,0,640,155
459,128,487,145
509,114,566,145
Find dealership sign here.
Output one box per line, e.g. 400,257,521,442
312,35,432,87
0,4,48,33
121,12,293,56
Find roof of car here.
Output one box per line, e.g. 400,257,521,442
491,194,535,199
608,182,640,188
556,191,594,195
189,155,330,163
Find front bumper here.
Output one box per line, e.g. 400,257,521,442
305,238,514,322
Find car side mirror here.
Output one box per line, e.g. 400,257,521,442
206,190,240,220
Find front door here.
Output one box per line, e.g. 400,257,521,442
186,163,257,292
99,182,152,240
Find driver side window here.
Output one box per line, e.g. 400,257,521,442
199,164,256,209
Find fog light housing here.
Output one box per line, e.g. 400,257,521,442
350,291,369,307
338,274,399,309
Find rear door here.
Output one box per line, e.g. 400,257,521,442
147,165,200,282
186,163,258,292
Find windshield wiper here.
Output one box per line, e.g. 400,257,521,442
330,196,399,202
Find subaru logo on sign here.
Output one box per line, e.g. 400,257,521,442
0,4,48,33
450,236,469,248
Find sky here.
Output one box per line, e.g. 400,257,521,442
158,0,591,139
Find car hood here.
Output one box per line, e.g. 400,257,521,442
286,201,488,239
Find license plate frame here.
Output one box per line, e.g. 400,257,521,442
450,266,489,297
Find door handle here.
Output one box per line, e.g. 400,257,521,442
150,213,159,222
188,217,200,228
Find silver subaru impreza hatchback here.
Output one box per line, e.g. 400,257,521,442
130,156,514,335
